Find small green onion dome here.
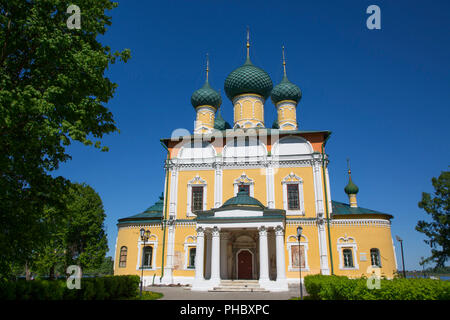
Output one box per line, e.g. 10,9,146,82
214,109,232,130
344,179,359,195
224,57,273,101
272,118,279,129
191,80,222,109
271,75,302,105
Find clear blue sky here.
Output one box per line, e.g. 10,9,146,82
54,0,450,270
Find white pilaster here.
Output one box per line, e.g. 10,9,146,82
313,159,330,275
317,220,330,275
265,166,275,208
169,168,178,218
161,221,175,284
214,165,223,208
258,226,269,282
210,227,221,284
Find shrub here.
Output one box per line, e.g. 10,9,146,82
0,275,141,300
304,275,450,300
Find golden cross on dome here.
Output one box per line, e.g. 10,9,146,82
206,53,209,82
246,26,250,58
347,158,352,178
282,45,287,76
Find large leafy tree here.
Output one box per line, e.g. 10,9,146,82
0,0,130,278
31,183,108,278
32,182,108,278
416,171,450,268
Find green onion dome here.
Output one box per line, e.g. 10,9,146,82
214,108,232,130
344,179,359,195
271,75,302,105
191,80,222,109
224,57,273,101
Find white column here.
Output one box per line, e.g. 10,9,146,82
258,226,269,282
210,226,221,282
194,227,205,280
275,226,286,281
220,232,228,279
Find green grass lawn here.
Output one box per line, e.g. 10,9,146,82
136,291,164,300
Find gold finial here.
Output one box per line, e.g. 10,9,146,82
282,45,287,76
347,158,352,178
246,26,250,58
206,53,209,82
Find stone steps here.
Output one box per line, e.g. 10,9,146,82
209,280,268,292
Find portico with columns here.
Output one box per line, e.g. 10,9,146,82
191,189,288,292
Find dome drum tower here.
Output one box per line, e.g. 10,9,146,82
191,55,222,134
271,46,302,131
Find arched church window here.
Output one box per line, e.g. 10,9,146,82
370,248,381,267
343,248,354,268
142,246,153,268
119,246,127,268
188,247,196,269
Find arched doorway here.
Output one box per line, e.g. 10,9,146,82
237,249,253,279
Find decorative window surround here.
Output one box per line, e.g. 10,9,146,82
233,172,255,197
183,236,197,270
136,235,158,271
337,234,359,270
287,235,310,271
187,175,207,217
282,172,305,216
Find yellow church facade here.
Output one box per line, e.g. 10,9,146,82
113,41,397,292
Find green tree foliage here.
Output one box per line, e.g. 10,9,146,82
84,256,114,277
416,171,450,268
32,183,108,277
0,0,130,278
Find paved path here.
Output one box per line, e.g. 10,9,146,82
146,284,306,300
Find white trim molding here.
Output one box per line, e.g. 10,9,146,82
282,172,305,216
337,234,359,270
183,235,197,270
287,235,310,272
136,235,158,271
187,175,208,217
233,172,255,197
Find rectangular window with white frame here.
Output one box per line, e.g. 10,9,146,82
282,173,305,215
186,175,207,217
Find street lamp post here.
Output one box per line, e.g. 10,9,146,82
396,235,406,278
140,228,151,297
297,226,303,300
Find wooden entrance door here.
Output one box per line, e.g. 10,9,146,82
237,250,253,279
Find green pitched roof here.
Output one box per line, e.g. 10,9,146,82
331,201,393,219
224,57,273,100
118,194,164,224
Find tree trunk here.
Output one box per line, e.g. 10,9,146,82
49,264,55,280
25,262,31,280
